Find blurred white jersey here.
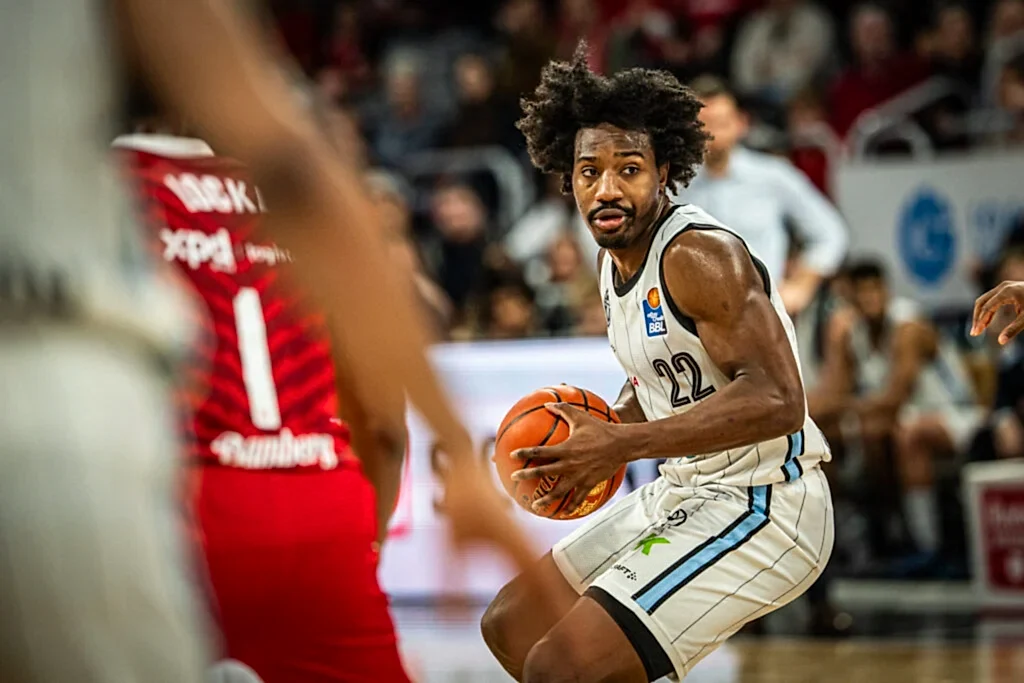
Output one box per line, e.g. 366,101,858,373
599,203,830,488
850,297,976,411
0,1,188,351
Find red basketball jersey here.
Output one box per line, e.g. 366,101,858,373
117,135,355,471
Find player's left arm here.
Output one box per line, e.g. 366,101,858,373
853,320,934,420
624,230,806,458
333,356,406,549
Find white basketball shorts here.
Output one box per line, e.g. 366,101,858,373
552,467,834,681
0,327,211,683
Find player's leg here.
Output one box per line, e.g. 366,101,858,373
198,466,410,683
480,552,580,678
0,330,211,683
522,471,834,682
482,479,668,680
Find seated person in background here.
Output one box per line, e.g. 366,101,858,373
826,259,985,567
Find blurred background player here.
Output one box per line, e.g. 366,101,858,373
826,259,984,574
2,1,546,680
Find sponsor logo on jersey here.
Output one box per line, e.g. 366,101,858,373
211,428,339,469
611,564,638,582
635,534,670,555
161,227,237,272
164,173,266,215
643,287,667,337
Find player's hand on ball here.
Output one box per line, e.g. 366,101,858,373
512,403,629,513
972,280,1024,345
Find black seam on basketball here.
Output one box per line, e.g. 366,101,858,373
574,386,590,411
549,388,563,403
550,490,574,518
494,401,588,447
538,416,562,446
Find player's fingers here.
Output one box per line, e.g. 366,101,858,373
999,312,1024,345
972,284,1008,335
533,480,575,512
511,443,564,461
567,485,590,512
511,462,562,481
543,402,587,427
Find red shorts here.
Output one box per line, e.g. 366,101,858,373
193,465,411,683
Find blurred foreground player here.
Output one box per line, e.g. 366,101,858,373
117,127,410,682
2,1,544,681
481,45,833,682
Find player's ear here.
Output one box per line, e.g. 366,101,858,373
658,163,669,189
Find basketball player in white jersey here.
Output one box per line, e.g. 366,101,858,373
1,1,545,680
481,44,834,682
828,260,983,570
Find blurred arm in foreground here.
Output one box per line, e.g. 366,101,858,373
114,0,542,576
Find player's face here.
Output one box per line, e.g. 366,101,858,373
572,124,668,250
852,277,888,321
699,95,747,161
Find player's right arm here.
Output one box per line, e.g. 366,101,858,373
114,0,543,577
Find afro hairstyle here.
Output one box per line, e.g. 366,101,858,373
517,42,709,194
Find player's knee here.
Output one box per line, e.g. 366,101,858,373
522,637,578,683
480,584,516,657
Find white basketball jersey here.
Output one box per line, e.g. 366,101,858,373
600,203,830,488
0,1,189,351
850,298,976,411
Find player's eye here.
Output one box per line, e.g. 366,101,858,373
580,167,598,178
622,165,640,176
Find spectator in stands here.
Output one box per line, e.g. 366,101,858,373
605,0,677,73
369,57,445,168
994,53,1024,145
324,2,373,98
731,0,836,106
443,52,521,151
555,0,611,72
426,181,492,328
485,276,538,339
676,77,848,316
493,0,557,101
534,234,601,336
923,2,982,93
982,0,1024,105
504,174,596,274
832,260,984,572
829,3,930,139
787,88,836,197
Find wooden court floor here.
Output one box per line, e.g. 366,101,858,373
397,610,1024,683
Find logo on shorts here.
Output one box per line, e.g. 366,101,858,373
667,508,688,526
612,564,638,582
635,534,670,556
643,288,667,337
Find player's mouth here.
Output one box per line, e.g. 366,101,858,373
590,207,630,232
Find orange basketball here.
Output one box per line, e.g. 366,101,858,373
493,385,626,520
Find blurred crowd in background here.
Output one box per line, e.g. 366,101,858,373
258,0,1024,585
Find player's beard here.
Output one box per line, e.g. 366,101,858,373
593,218,634,250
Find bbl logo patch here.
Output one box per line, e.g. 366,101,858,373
643,287,667,337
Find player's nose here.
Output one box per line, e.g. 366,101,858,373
593,171,624,203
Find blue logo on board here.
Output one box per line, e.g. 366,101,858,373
643,288,667,337
897,187,957,285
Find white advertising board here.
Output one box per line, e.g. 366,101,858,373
377,337,661,599
835,154,1024,310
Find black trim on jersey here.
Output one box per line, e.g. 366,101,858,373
612,203,682,297
657,224,773,338
585,586,675,681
